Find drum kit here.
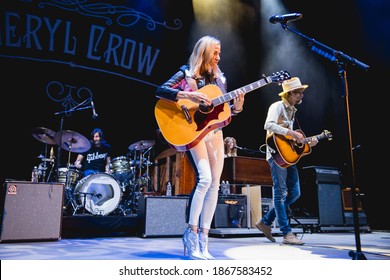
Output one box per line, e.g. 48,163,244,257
107,139,155,216
31,126,155,217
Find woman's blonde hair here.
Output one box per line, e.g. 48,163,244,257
224,137,237,157
187,35,223,80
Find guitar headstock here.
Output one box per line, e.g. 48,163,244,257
321,130,333,141
266,70,291,84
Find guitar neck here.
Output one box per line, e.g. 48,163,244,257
303,133,327,144
212,77,271,106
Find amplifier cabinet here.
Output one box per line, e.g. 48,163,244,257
211,194,247,228
302,166,341,184
137,195,189,237
299,167,344,226
0,181,64,242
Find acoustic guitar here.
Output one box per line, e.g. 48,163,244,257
266,129,332,168
155,71,291,151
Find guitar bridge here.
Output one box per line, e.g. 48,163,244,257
181,105,192,124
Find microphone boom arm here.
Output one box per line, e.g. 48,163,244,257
54,98,92,115
280,25,369,71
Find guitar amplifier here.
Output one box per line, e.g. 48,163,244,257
298,167,344,226
302,166,341,184
211,194,247,228
0,181,64,242
137,196,189,237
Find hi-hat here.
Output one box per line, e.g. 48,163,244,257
128,140,155,151
36,154,54,162
32,127,56,145
54,130,91,153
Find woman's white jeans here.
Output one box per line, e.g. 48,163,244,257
187,129,224,230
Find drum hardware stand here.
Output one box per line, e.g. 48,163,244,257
45,157,56,182
124,149,154,214
278,20,369,259
36,147,54,183
62,142,79,214
121,180,141,215
64,187,79,215
115,180,133,216
142,146,154,192
39,140,50,181
72,191,96,215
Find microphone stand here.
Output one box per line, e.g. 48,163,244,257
278,22,369,260
235,146,262,155
54,99,92,215
54,99,92,169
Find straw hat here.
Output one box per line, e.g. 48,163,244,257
278,77,308,97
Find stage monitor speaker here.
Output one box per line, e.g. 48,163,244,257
0,181,64,242
137,196,189,237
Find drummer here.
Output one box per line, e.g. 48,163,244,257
74,128,112,177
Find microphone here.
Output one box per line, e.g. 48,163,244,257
91,100,98,119
352,144,361,151
269,13,302,24
234,145,244,150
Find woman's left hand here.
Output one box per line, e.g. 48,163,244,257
233,90,245,111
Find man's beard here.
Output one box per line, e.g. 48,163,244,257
94,140,101,146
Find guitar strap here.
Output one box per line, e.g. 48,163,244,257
294,115,302,131
185,69,226,94
216,77,227,94
185,70,198,91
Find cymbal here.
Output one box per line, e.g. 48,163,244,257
54,130,91,153
32,127,56,145
128,140,155,151
41,158,55,162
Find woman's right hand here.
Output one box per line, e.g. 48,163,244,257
178,91,211,105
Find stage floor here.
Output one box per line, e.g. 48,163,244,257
1,223,389,260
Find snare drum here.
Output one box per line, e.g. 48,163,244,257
57,167,82,187
73,173,122,216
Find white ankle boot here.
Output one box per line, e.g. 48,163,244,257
199,231,215,260
182,228,206,260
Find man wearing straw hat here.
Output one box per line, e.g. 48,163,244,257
256,77,318,245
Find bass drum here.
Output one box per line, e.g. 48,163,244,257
73,173,122,216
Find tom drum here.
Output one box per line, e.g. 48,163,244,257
109,156,134,182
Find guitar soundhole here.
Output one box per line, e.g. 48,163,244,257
199,103,213,114
295,142,304,148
